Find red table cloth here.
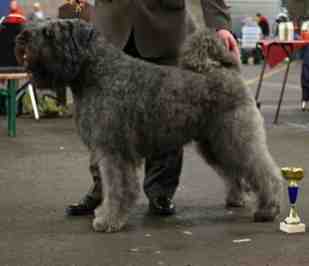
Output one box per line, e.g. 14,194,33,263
259,39,309,68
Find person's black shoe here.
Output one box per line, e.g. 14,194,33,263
148,197,176,216
66,195,101,216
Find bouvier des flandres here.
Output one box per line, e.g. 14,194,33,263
15,19,282,232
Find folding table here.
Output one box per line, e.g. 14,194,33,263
0,70,39,137
255,39,309,124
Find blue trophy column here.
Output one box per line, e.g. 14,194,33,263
288,186,299,205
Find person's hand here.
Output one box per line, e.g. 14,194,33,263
216,29,241,63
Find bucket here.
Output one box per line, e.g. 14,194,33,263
301,21,309,40
279,22,294,41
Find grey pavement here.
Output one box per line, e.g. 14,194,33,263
1,61,309,266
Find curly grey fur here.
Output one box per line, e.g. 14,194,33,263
180,28,240,73
16,19,282,232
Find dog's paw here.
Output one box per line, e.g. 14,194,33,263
93,205,127,232
92,216,125,232
254,205,280,222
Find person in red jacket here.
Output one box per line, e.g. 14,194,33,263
3,0,26,25
256,13,270,38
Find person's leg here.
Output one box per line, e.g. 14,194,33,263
66,152,102,216
301,47,309,110
141,55,182,215
144,148,183,215
125,35,182,215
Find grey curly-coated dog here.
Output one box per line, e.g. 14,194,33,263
15,19,282,232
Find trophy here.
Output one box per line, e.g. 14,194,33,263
280,167,306,234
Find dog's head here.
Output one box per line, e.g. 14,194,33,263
15,19,98,87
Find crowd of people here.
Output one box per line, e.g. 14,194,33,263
0,0,46,26
0,0,96,43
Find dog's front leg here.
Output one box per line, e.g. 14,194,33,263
92,154,140,232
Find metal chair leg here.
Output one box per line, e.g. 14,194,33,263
255,54,267,109
27,83,40,120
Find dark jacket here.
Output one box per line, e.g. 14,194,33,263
258,15,270,37
58,2,94,22
94,0,231,58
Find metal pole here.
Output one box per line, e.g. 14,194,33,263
255,59,267,109
255,42,272,109
273,44,293,124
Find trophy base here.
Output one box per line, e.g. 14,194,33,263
280,222,306,234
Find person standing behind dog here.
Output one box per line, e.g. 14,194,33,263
28,2,45,23
66,0,240,217
256,12,270,39
57,0,94,108
2,0,26,25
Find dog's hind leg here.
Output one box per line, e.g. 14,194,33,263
197,105,282,222
196,140,246,208
92,154,140,232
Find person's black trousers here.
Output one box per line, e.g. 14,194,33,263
143,148,183,199
123,31,183,201
301,46,309,101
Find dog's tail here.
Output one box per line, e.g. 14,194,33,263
179,28,240,74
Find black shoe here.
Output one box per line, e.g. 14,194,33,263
66,195,101,216
149,197,176,216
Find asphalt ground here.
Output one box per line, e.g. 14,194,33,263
1,62,309,266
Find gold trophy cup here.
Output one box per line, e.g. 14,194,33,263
280,167,306,234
